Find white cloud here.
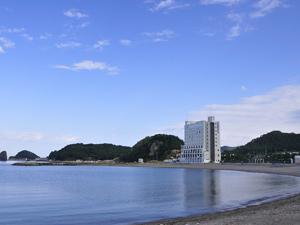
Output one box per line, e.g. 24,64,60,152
200,0,242,6
0,37,15,54
226,12,245,40
93,39,110,49
55,60,119,75
227,24,241,40
64,9,88,19
241,85,247,91
150,0,190,11
0,37,15,48
120,39,132,46
56,41,81,49
161,85,300,146
143,29,175,42
39,33,52,40
78,22,90,28
250,0,283,18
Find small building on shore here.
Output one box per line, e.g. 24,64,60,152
295,155,300,164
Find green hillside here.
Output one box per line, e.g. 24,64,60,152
120,134,183,162
222,131,300,163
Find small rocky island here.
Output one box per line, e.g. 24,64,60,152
0,151,8,161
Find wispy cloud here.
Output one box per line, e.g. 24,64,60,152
148,0,190,12
0,27,34,42
0,27,25,34
241,85,247,91
21,33,34,41
200,0,285,40
143,29,175,42
93,39,110,50
227,12,244,23
227,24,241,40
39,33,52,40
55,60,119,75
161,85,300,146
78,22,90,28
0,37,15,54
0,131,80,143
226,12,244,40
64,9,88,19
200,0,242,6
120,39,132,46
56,41,81,49
250,0,283,18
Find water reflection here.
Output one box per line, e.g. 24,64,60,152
183,169,220,211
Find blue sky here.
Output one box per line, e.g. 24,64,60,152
0,0,300,157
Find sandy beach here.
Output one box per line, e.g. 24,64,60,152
138,163,300,225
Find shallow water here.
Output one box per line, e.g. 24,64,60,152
0,163,300,225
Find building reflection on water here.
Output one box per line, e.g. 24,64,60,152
183,169,221,211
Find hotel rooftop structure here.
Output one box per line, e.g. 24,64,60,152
180,116,221,163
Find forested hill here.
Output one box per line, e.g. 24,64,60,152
48,144,131,161
120,134,183,162
235,131,300,153
9,150,39,160
223,131,300,163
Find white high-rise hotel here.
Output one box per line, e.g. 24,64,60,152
180,116,221,163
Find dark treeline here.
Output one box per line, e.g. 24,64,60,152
48,144,131,161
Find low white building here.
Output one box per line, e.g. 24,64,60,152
180,116,221,163
295,155,300,164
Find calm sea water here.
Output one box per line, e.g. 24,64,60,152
0,162,300,225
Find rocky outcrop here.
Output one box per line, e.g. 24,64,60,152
0,151,7,161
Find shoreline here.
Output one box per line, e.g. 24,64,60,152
138,163,300,225
13,160,300,176
12,161,300,224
